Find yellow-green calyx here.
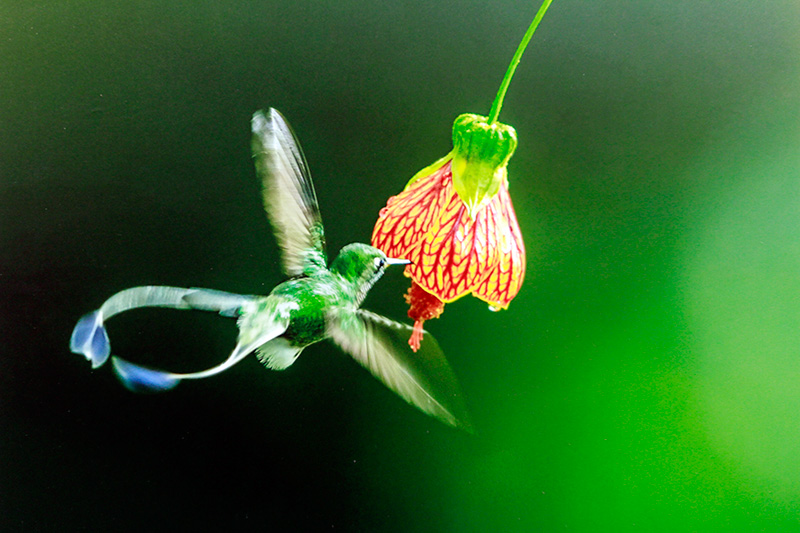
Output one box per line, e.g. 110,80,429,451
450,113,517,217
403,0,553,217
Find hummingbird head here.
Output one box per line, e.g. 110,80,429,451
330,243,410,305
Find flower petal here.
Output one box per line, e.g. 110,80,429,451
372,160,452,266
473,182,526,308
373,160,525,309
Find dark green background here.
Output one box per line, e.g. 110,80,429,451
2,1,799,530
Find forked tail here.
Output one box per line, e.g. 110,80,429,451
69,286,280,392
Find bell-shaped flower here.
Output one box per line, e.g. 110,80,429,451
370,0,554,351
372,113,525,351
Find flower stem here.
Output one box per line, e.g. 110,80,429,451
487,0,554,124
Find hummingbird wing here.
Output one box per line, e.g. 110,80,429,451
252,108,327,277
328,310,472,431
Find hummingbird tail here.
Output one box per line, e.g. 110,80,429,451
109,324,281,393
70,286,202,370
112,357,181,392
70,286,274,392
70,311,111,368
182,288,254,317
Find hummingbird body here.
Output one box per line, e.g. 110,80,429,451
248,243,390,369
70,109,471,431
268,276,341,350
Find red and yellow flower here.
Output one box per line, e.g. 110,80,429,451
372,113,526,351
372,0,554,351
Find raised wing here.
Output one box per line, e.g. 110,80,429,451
328,310,472,431
251,108,327,277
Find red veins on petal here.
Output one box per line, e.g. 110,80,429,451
372,160,526,310
473,182,526,308
372,163,450,268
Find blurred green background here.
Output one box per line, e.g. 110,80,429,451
2,1,799,530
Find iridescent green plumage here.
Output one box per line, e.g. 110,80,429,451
70,109,471,431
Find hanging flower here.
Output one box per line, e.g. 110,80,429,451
371,0,554,351
372,114,525,350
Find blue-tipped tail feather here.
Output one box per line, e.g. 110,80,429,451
112,357,181,392
70,286,275,393
70,311,111,368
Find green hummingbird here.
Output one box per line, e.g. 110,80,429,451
70,109,471,431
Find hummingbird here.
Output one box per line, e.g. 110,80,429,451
70,108,471,431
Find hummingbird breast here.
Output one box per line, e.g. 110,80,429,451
270,275,346,348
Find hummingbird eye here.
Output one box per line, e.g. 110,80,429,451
373,256,386,270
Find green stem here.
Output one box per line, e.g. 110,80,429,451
487,0,554,124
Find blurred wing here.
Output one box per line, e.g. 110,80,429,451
252,108,327,276
328,310,472,431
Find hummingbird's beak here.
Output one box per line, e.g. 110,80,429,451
385,257,412,266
